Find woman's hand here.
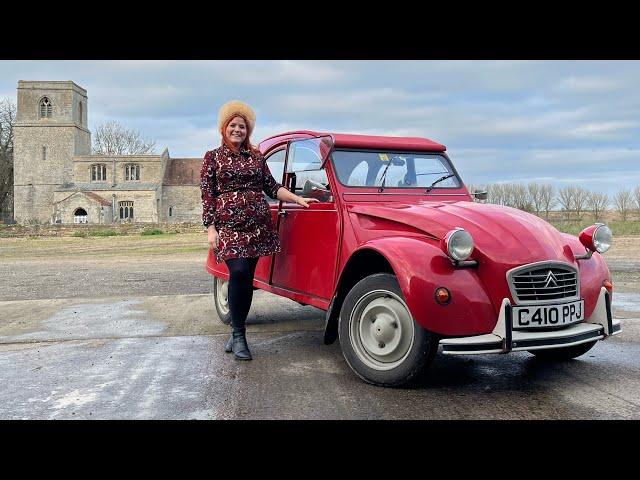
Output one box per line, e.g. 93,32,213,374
207,225,219,250
295,196,320,208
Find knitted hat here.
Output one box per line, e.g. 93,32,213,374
218,100,256,136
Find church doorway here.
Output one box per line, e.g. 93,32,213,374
74,208,88,223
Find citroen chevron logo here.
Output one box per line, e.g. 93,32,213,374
544,271,558,288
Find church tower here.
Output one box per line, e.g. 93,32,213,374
13,81,91,224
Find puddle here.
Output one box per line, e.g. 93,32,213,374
613,293,640,313
0,299,166,343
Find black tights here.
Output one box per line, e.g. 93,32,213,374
225,257,259,333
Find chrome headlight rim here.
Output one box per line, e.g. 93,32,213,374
446,228,474,261
593,224,612,253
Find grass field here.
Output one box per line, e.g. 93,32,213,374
0,232,209,258
550,220,640,236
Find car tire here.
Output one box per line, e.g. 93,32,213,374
527,340,597,360
213,276,232,325
338,273,438,387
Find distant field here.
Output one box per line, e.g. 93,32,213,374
550,220,640,236
0,232,209,259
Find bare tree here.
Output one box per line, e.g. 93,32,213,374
92,120,156,155
528,182,543,216
573,186,590,220
502,184,518,208
558,186,576,219
487,183,506,205
512,184,532,211
540,184,556,220
614,189,633,221
634,185,640,215
0,98,16,221
587,191,609,222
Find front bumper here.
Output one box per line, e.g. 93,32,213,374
440,287,621,355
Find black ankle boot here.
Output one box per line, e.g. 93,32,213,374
224,333,233,353
232,331,252,361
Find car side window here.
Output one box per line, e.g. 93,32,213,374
265,149,286,204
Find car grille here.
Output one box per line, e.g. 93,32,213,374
508,262,579,304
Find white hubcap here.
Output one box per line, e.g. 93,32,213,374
216,279,229,315
349,290,415,371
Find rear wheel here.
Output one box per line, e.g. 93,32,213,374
213,277,231,325
528,340,597,360
338,273,438,387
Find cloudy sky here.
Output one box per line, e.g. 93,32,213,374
1,60,639,197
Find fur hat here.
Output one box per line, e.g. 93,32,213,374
218,100,256,136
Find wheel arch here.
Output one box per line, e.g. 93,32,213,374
324,247,396,344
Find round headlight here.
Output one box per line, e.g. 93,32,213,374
593,224,612,253
445,228,474,261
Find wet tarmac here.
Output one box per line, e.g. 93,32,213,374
1,237,639,419
1,291,639,419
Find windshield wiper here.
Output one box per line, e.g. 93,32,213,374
378,160,393,192
425,173,455,193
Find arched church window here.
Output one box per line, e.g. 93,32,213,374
91,164,107,181
119,201,134,221
74,208,88,224
39,97,52,118
125,164,140,181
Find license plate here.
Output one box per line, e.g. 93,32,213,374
512,300,584,329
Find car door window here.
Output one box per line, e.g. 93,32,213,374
264,149,286,204
285,137,333,202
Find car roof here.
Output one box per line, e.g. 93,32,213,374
259,130,446,152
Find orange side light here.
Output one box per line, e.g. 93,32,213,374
435,287,451,305
603,280,613,294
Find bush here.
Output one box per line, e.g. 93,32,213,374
141,229,164,236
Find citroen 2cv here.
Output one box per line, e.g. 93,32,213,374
206,131,620,387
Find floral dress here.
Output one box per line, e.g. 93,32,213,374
200,144,283,263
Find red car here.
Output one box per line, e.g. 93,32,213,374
206,131,620,387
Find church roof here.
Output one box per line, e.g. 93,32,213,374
54,191,112,207
82,191,112,206
163,158,202,186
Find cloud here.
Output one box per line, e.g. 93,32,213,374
2,60,640,199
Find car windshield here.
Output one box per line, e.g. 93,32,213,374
331,150,461,189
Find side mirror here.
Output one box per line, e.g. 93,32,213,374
471,189,488,201
301,179,330,195
301,179,332,202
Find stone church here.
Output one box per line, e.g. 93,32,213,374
13,80,203,225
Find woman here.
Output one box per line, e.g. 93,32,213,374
200,100,318,361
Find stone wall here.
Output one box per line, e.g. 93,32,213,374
73,155,164,184
52,192,113,224
111,190,159,223
16,81,88,126
13,81,91,224
162,186,202,223
0,221,205,237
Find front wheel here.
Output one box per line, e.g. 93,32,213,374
213,277,231,325
338,273,438,387
528,340,597,360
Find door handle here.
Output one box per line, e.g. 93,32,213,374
278,210,288,217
